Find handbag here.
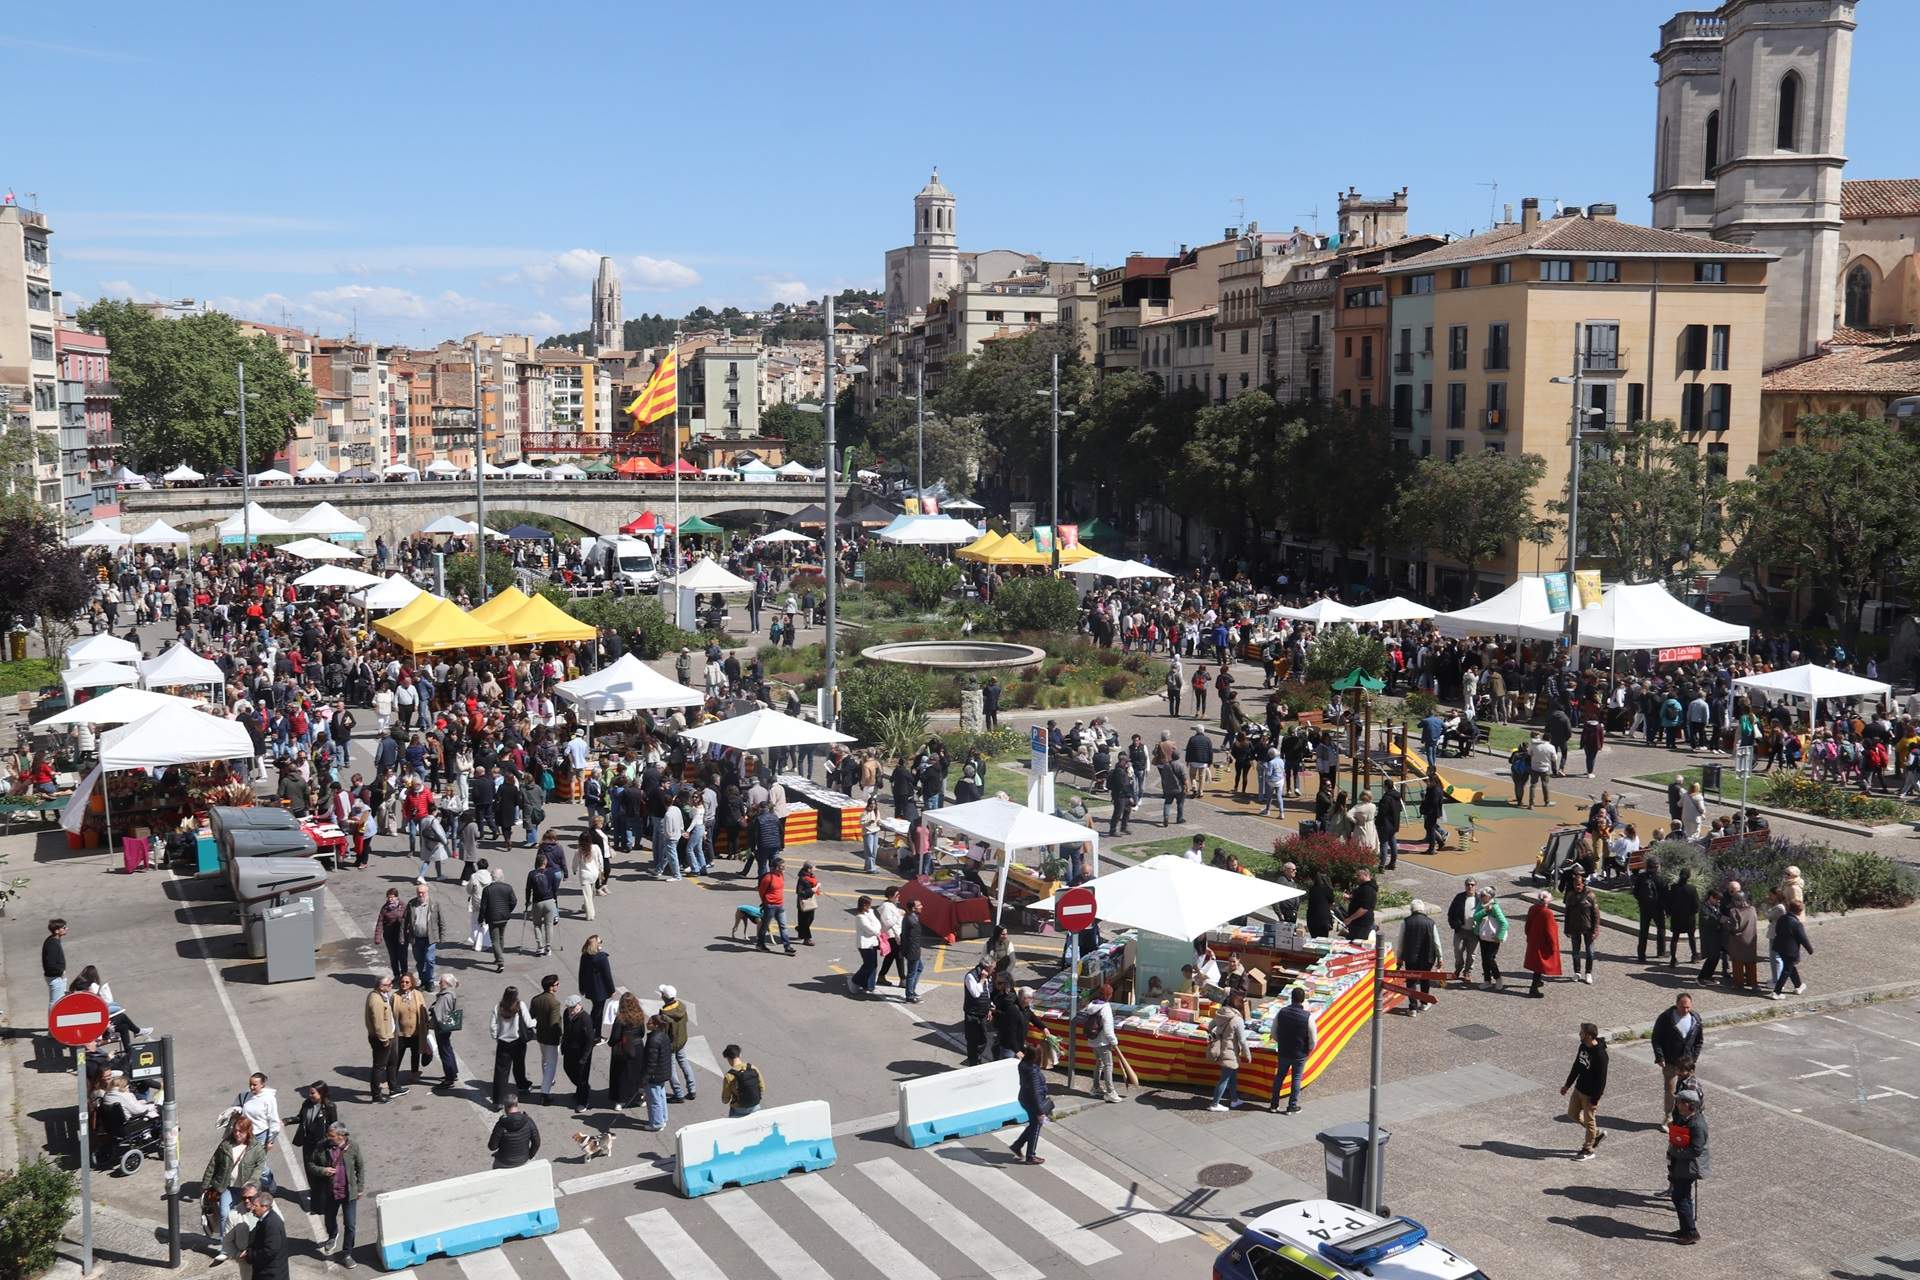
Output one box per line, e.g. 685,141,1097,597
1476,911,1502,942
877,933,892,959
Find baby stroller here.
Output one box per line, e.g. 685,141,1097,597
94,1101,165,1176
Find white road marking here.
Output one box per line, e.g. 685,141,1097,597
456,1250,519,1280
990,1127,1194,1244
1765,1022,1805,1036
1823,1013,1920,1051
830,1110,898,1137
858,1156,1042,1280
541,1228,621,1280
785,1175,943,1280
628,1208,727,1280
319,883,361,942
1795,1059,1853,1080
941,1146,1122,1263
681,1033,723,1078
712,1190,836,1280
1698,1075,1920,1166
556,1160,672,1196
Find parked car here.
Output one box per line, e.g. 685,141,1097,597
1213,1202,1487,1280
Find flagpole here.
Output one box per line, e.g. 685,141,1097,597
671,331,682,584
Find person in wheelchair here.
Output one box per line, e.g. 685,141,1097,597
92,1071,163,1173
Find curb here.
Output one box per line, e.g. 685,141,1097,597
927,691,1171,725
1601,978,1920,1044
1612,776,1911,839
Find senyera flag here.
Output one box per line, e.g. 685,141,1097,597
625,350,677,425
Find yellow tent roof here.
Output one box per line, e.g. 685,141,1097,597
1059,541,1098,564
373,591,447,642
956,529,1006,562
385,599,508,654
467,585,530,627
491,594,597,645
981,537,1047,566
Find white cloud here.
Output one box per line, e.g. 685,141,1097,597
627,255,700,291
96,279,165,303
759,277,812,305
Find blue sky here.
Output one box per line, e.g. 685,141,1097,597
6,0,1911,344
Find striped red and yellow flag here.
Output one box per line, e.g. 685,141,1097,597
625,350,677,424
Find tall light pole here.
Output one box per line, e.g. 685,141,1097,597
915,360,925,498
797,297,865,729
474,412,488,602
236,362,251,548
1032,355,1072,571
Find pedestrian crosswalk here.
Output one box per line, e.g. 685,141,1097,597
417,1130,1209,1279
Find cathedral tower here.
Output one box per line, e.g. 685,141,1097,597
590,255,621,354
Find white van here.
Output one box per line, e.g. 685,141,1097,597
585,535,659,587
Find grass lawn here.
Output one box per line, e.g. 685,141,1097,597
1593,888,1642,921
0,657,57,698
1633,766,1704,790
1480,723,1533,755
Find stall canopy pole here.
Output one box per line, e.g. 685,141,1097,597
993,847,1010,927
1364,927,1386,1214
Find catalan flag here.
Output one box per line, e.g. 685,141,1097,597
625,349,677,424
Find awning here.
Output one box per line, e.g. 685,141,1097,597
296,461,338,482
279,537,361,562
1349,597,1436,624
1734,664,1889,704
671,558,754,592
66,633,141,665
69,522,131,549
40,686,202,728
292,564,383,590
100,704,254,770
467,585,531,627
1432,577,1561,639
679,708,854,751
1031,854,1301,939
162,463,204,483
555,653,703,717
1276,598,1359,625
352,575,426,612
1519,581,1749,652
63,661,143,699
378,599,508,654
129,519,191,546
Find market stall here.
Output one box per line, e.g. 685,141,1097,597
924,797,1099,929
774,773,864,841
140,645,227,700
555,653,702,721
1733,663,1890,730
679,709,855,855
61,703,256,854
351,575,426,614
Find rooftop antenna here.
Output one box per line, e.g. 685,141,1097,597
1295,203,1321,233
1477,179,1500,230
1231,195,1246,235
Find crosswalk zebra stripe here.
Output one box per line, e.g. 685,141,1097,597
858,1156,1044,1280
990,1129,1194,1244
541,1228,621,1280
939,1146,1123,1263
785,1174,945,1280
627,1208,728,1280
711,1189,837,1280
456,1251,520,1280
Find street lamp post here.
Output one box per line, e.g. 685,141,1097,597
224,362,260,548
797,300,866,730
474,413,488,602
1032,357,1072,572
915,360,925,499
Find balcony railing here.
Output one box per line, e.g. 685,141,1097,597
85,380,118,398
1581,348,1629,374
1485,409,1507,431
1482,347,1510,371
1300,336,1323,353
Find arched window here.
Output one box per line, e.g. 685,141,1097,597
1658,116,1671,187
1704,111,1720,174
1725,80,1739,159
1776,71,1800,151
921,208,929,231
1845,265,1874,328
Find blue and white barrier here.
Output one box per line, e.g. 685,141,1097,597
674,1100,835,1198
895,1058,1027,1148
374,1159,557,1270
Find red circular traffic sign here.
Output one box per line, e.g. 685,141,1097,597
1056,885,1097,933
48,991,110,1048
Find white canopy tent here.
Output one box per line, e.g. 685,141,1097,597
278,536,361,562
925,797,1105,927
1275,598,1360,625
751,528,815,545
39,685,201,728
1349,596,1437,624
139,644,226,693
419,514,478,536
548,462,587,479
1734,663,1890,728
251,468,294,486
554,653,704,719
352,574,426,612
67,705,258,846
1058,554,1132,577
1517,581,1749,651
678,708,855,753
216,504,297,540
481,461,507,478
774,460,814,479
112,466,149,488
505,461,545,478
289,502,364,539
383,463,421,479
424,459,463,478
1031,853,1302,940
66,633,141,665
69,522,131,549
701,466,739,479
940,496,985,512
877,514,982,546
162,463,203,484
296,461,338,482
293,563,383,590
671,558,755,593
128,519,191,546
1432,576,1562,639
62,661,143,699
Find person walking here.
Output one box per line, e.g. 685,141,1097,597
1526,732,1557,807
658,985,698,1103
42,917,67,1007
392,974,431,1085
523,852,560,958
305,1121,365,1267
1696,886,1730,984
578,935,616,1037
1724,883,1760,991
245,1190,289,1280
1106,758,1136,834
1471,887,1509,990
1652,993,1705,1123
1770,900,1813,999
795,862,820,945
1561,1023,1610,1161
1665,869,1701,968
1081,984,1122,1102
364,976,401,1104
1266,987,1316,1114
961,959,993,1065
1666,1090,1709,1244
1447,879,1479,980
486,1096,541,1168
1205,995,1251,1112
289,1082,338,1172
850,896,882,995
530,976,564,1103
561,996,596,1109
1522,891,1562,998
401,880,451,992
1008,1040,1055,1165
480,873,516,974
1564,872,1599,984
1374,782,1403,869
639,1014,674,1132
373,889,407,981
429,976,462,1092
1396,899,1441,1018
489,986,535,1109
755,859,797,955
1419,774,1446,853
721,1044,765,1118
898,899,926,1003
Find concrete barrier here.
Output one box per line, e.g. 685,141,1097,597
674,1100,835,1198
895,1058,1028,1148
374,1159,557,1270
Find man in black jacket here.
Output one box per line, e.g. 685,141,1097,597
898,900,926,1003
1664,869,1701,967
747,803,784,879
1184,728,1214,798
1106,761,1135,836
1651,993,1705,1122
1561,1022,1610,1159
487,1096,541,1167
1375,783,1405,869
1395,899,1441,1017
961,960,993,1065
1632,857,1669,961
1266,988,1317,1114
480,877,517,973
42,918,66,1007
524,854,560,958
1447,879,1478,980
1666,1091,1708,1243
245,1190,289,1280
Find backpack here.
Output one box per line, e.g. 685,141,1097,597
728,1064,764,1109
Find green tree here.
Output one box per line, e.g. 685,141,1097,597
1285,400,1415,572
933,325,1091,489
0,501,91,660
443,551,514,600
989,576,1080,633
860,395,981,494
1396,450,1548,596
761,402,824,467
75,302,315,473
1180,391,1300,554
1077,370,1186,529
1725,411,1920,639
840,664,934,746
1548,420,1724,585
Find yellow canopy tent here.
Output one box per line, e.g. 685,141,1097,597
372,591,447,642
956,529,1006,562
981,537,1047,566
491,594,597,645
1058,541,1098,565
467,585,531,627
385,599,508,654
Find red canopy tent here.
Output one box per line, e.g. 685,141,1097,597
616,456,668,477
621,512,661,535
668,458,700,475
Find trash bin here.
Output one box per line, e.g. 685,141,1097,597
1316,1121,1389,1207
1700,763,1724,794
261,899,316,983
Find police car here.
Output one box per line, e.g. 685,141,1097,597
1213,1201,1488,1280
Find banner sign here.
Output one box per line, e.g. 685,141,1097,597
1058,523,1079,549
1542,572,1571,613
1657,645,1703,664
1573,569,1603,609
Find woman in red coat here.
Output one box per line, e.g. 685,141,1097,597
1523,890,1563,999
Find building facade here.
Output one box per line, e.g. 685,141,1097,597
0,204,61,506
54,326,112,521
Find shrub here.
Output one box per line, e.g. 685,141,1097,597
871,705,931,763
990,577,1081,634
1121,653,1149,674
444,550,515,599
1101,673,1130,698
941,727,1025,761
1756,772,1908,822
839,664,934,745
1402,690,1439,720
1644,835,1917,914
565,596,706,658
1804,850,1920,912
790,572,826,593
1304,626,1387,684
1265,831,1376,893
0,1158,75,1280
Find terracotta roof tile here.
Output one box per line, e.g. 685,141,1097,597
1762,337,1920,395
1841,179,1920,220
1381,214,1766,271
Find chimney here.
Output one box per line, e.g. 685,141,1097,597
1503,203,1513,225
1521,197,1540,231
1587,202,1618,221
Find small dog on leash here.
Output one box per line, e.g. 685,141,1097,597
571,1129,615,1160
731,904,764,939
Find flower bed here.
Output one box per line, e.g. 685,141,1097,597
1754,772,1910,823
1648,836,1918,914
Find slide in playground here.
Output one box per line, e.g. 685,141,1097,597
1384,739,1484,804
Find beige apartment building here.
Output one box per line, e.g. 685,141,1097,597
0,205,62,505
1379,198,1771,596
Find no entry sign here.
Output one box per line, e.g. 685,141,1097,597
1056,885,1097,933
48,991,110,1047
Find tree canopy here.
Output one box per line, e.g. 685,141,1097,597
1549,420,1724,586
0,498,93,655
932,324,1091,489
1396,450,1548,591
75,301,315,473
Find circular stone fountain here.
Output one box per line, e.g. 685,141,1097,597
860,639,1046,671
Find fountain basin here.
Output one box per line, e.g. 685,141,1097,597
860,640,1046,671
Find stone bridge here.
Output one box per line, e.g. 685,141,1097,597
118,478,837,544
